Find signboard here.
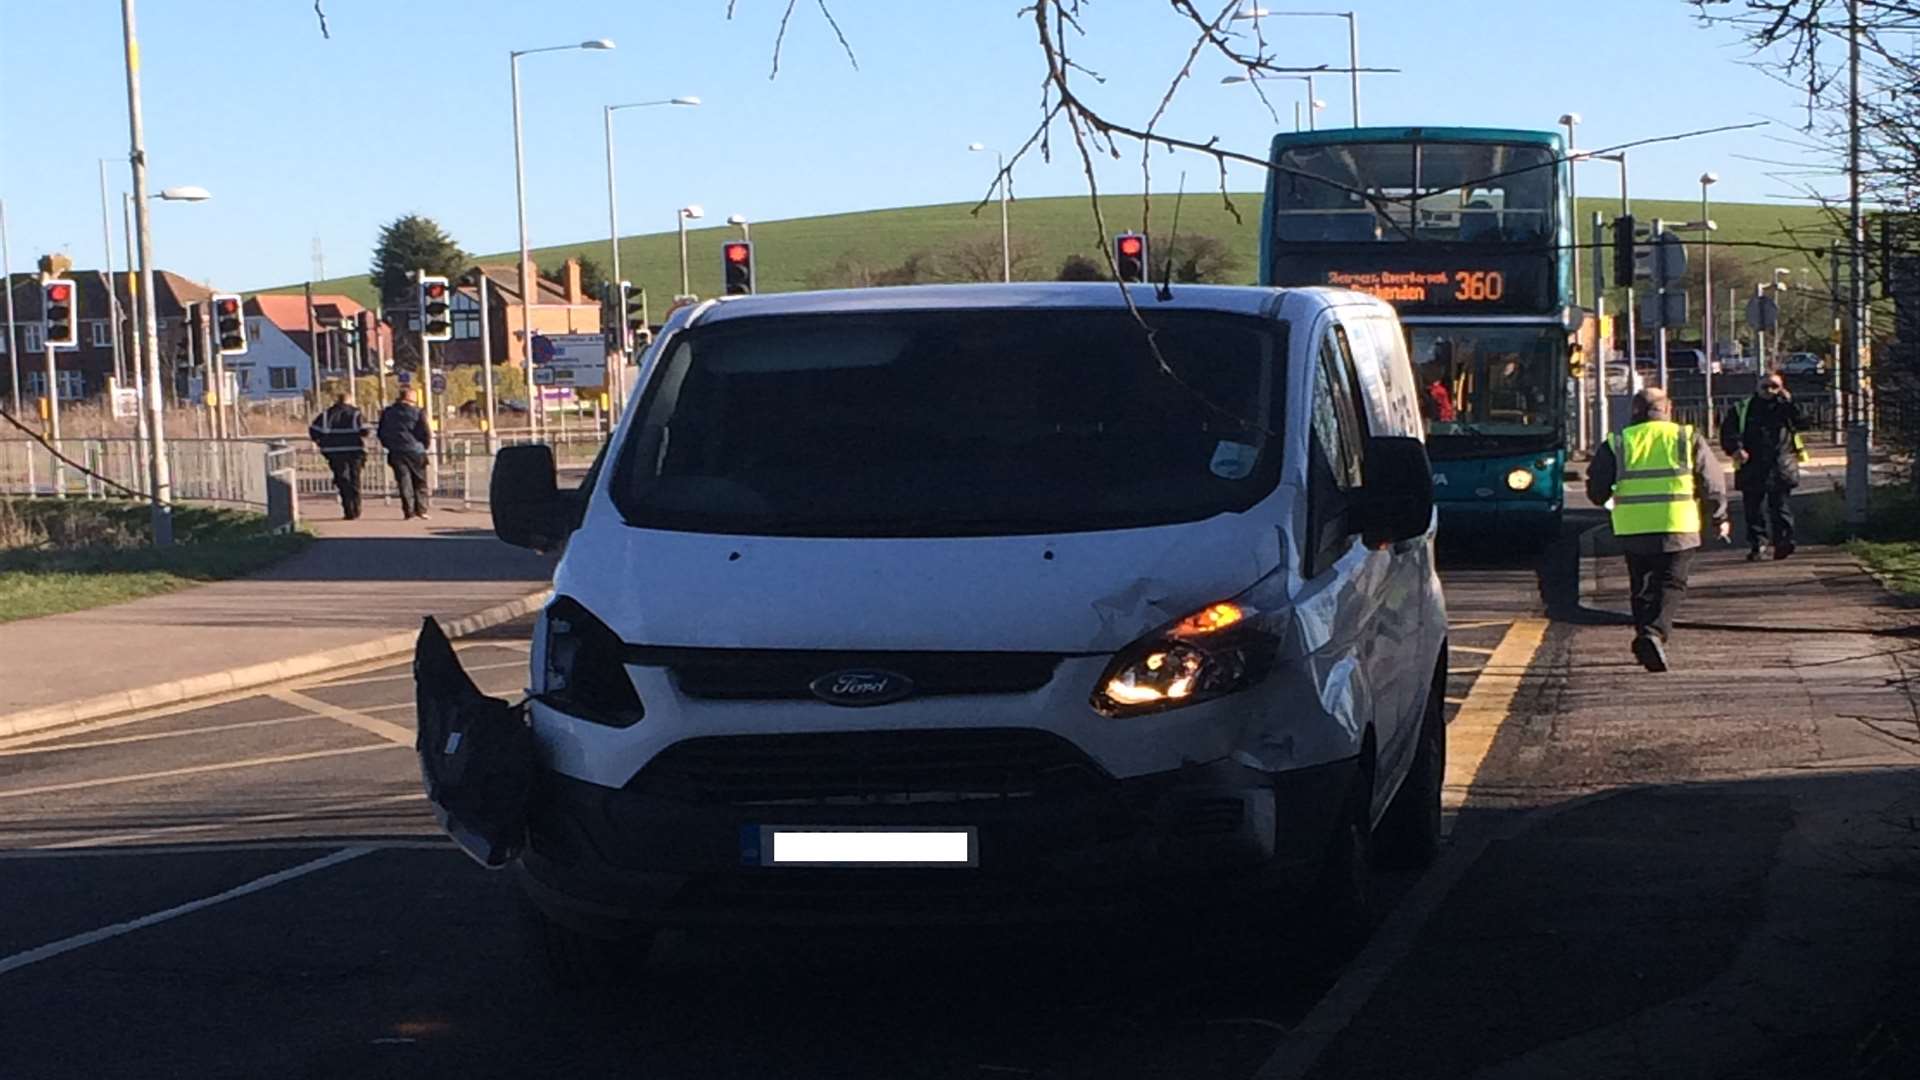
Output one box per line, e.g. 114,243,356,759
111,386,139,420
396,370,413,386
1273,251,1554,314
430,371,447,394
531,332,609,390
1640,289,1688,330
1746,295,1780,332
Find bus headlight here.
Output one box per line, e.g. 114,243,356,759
1505,467,1535,492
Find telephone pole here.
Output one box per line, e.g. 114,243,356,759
1844,0,1869,526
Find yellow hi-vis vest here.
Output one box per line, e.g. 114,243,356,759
1608,421,1702,537
1733,398,1811,464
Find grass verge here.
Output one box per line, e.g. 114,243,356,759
0,499,311,622
1802,484,1920,595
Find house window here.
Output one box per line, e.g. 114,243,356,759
23,324,42,352
24,371,84,401
452,292,481,340
90,320,112,348
269,366,299,391
248,318,262,342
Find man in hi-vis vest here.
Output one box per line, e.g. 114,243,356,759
1586,388,1730,672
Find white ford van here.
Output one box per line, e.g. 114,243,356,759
417,283,1447,981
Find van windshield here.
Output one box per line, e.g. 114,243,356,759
609,308,1286,537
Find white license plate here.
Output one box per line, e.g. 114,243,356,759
744,827,978,867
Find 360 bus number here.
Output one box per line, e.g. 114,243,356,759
1452,271,1506,302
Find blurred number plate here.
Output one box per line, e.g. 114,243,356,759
742,826,977,867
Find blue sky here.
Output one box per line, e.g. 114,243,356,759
0,1,1813,291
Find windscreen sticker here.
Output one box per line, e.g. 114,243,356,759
1210,441,1259,480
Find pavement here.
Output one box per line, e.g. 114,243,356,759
0,500,556,738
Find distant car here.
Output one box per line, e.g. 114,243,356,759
1666,348,1719,376
1781,353,1825,376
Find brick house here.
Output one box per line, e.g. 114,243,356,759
1,270,211,403
237,294,392,401
389,258,602,370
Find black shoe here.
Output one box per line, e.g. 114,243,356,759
1632,635,1670,673
1774,542,1796,561
1747,546,1764,562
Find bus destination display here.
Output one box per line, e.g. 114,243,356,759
1270,252,1553,315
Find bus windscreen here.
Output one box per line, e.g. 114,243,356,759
1270,142,1556,245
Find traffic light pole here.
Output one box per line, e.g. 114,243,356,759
121,0,171,544
1592,212,1607,444
479,274,497,457
40,275,60,446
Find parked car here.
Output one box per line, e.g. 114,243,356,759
1781,352,1825,376
1668,348,1719,376
418,283,1449,982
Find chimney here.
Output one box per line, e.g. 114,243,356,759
564,257,584,304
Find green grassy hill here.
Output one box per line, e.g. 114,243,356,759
260,194,1837,310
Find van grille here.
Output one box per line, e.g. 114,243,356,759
630,647,1065,701
629,728,1106,806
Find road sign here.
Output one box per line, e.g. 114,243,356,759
110,385,139,420
1650,233,1687,288
1640,289,1688,329
530,333,558,365
534,332,609,390
396,370,413,386
430,371,447,394
1746,295,1780,332
532,367,556,385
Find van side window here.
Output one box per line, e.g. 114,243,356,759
1306,322,1370,576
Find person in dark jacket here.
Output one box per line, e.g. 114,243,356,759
1719,372,1808,561
377,386,433,520
308,390,369,519
1587,388,1731,672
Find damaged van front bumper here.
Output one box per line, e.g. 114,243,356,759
514,748,1358,933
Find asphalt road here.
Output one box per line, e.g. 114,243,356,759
0,531,1573,1080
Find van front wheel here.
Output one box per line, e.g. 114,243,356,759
1375,662,1446,870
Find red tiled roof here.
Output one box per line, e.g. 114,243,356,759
248,293,367,335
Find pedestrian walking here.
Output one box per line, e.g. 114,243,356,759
307,389,369,520
377,385,433,520
1586,387,1731,672
1720,372,1809,561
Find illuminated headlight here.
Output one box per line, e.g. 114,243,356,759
541,596,645,727
1505,467,1535,492
1093,601,1279,717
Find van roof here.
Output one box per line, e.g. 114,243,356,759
684,282,1387,326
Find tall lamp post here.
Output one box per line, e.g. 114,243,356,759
1,197,18,421
1700,171,1718,429
676,205,704,297
1559,114,1581,310
1232,8,1364,125
1222,74,1324,131
512,39,614,440
967,143,1012,282
726,214,750,242
603,95,699,355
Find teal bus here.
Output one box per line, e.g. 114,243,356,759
1259,127,1576,541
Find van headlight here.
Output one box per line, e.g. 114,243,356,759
1505,467,1535,491
1092,601,1280,718
541,596,645,727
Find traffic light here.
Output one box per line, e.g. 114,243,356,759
1115,233,1148,283
722,240,755,295
622,281,648,345
42,279,77,348
1610,215,1636,288
212,293,246,356
418,275,452,342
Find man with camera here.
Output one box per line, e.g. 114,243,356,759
1720,373,1809,561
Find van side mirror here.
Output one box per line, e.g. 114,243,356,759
1356,436,1434,546
491,444,568,552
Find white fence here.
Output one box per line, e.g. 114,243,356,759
1,438,283,509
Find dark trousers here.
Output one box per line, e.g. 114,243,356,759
327,451,364,519
1742,487,1794,549
1625,548,1696,643
388,452,429,517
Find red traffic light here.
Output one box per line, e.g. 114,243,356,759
46,283,71,302
1117,236,1143,257
216,298,239,315
724,243,750,264
424,283,446,298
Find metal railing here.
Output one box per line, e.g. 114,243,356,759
1,438,277,508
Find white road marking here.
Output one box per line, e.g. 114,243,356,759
31,791,429,851
0,847,372,978
270,689,415,746
1446,619,1513,631
1449,665,1486,676
301,659,524,691
0,743,401,802
0,715,313,758
1442,617,1549,823
0,837,449,859
1449,644,1496,656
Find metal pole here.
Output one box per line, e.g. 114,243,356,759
416,269,435,428
479,273,496,455
42,275,61,444
1345,12,1360,126
303,281,320,408
1593,212,1607,442
122,192,147,441
678,211,691,297
120,0,174,547
1620,154,1637,382
1757,284,1767,375
604,105,623,369
1293,100,1301,133
201,300,225,439
1701,181,1714,436
99,160,125,386
510,52,542,443
1,198,18,419
1563,118,1579,310
1844,0,1869,525
997,151,1011,283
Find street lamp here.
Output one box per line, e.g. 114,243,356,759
1230,8,1363,125
1223,73,1323,131
727,214,750,242
121,184,211,438
967,143,1011,282
604,95,698,360
154,186,210,202
512,39,614,439
677,205,704,297
1559,114,1581,309
1701,171,1719,420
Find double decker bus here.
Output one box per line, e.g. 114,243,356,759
1259,127,1576,540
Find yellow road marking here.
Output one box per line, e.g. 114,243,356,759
1446,619,1512,631
1449,644,1496,656
1443,617,1549,821
0,744,400,802
270,689,415,746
